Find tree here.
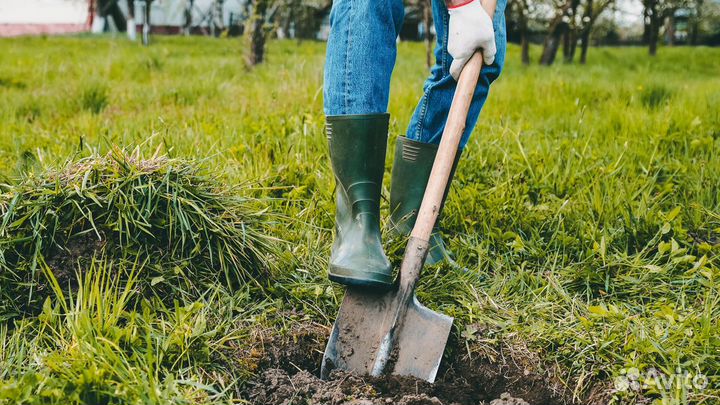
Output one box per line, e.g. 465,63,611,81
245,0,270,65
405,0,435,69
273,0,332,40
507,0,557,65
688,0,702,44
698,0,720,45
95,0,128,32
561,0,581,62
244,0,332,66
421,0,434,68
518,0,532,65
143,0,153,46
578,0,613,63
642,0,694,55
211,0,225,37
184,0,195,36
540,0,575,65
643,0,663,55
536,0,614,65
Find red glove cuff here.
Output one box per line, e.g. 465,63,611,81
447,0,476,9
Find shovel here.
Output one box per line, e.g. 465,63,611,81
320,0,496,383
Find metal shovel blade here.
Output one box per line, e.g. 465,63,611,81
391,296,453,382
321,240,454,383
321,287,394,380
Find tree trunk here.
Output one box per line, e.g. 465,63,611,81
540,21,568,66
569,35,578,61
642,21,650,45
518,0,530,65
565,29,578,63
211,0,224,37
423,0,434,69
108,1,127,32
184,0,194,36
540,0,572,65
665,12,675,46
95,0,107,31
578,0,593,64
521,30,530,65
643,0,660,56
649,14,660,56
245,0,269,66
689,0,703,45
540,32,562,65
649,27,658,55
579,31,590,63
96,0,127,31
277,4,293,40
642,0,652,45
563,0,580,63
143,0,152,46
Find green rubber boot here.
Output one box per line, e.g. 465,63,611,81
326,114,393,290
389,136,461,266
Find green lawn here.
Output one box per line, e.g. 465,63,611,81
0,36,719,404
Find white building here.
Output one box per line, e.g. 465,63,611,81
0,0,248,37
0,0,90,37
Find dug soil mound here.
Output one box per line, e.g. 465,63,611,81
248,368,531,405
244,324,615,405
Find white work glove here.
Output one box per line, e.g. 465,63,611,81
447,0,496,80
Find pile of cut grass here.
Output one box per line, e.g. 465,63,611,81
0,147,278,318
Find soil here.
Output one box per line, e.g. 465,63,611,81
44,231,107,289
243,322,614,405
247,368,531,405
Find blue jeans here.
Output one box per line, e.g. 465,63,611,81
323,0,507,150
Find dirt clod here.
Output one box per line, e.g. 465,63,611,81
248,369,374,405
488,393,530,405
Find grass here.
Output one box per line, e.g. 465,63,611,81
0,35,719,404
0,147,278,319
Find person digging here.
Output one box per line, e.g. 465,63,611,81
325,0,506,289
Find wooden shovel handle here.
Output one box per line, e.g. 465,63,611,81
410,0,496,241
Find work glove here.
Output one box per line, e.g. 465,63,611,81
447,0,496,80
